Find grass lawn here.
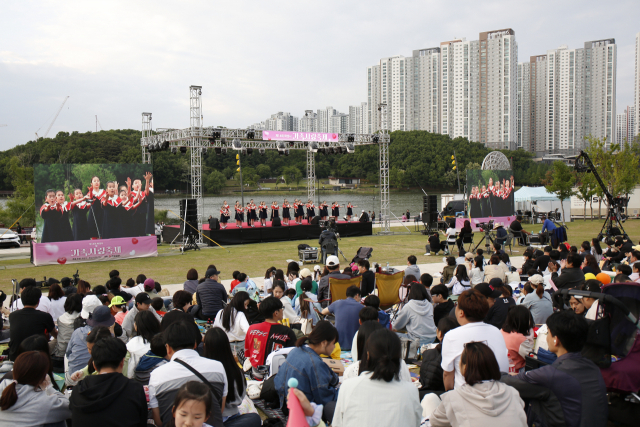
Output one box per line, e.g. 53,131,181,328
0,219,636,294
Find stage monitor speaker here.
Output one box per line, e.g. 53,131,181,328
423,195,439,224
272,217,282,227
310,216,320,225
180,199,198,236
209,218,220,231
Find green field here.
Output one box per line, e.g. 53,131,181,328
0,219,636,294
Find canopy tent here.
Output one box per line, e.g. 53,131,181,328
514,186,570,222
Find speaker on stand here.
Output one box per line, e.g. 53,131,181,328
179,199,200,252
421,195,439,234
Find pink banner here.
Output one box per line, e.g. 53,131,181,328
32,236,157,266
262,131,339,142
455,216,515,231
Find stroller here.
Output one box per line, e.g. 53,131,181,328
352,246,373,263
554,283,640,424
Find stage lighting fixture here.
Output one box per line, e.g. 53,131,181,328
284,149,289,156
198,89,202,95
303,141,308,147
329,147,335,154
212,130,221,139
259,148,265,155
221,147,228,154
180,146,187,154
347,134,355,142
241,148,247,155
345,143,355,153
247,148,253,156
372,134,380,143
220,137,228,145
171,147,177,154
308,141,318,153
324,141,330,147
246,130,255,139
277,141,286,152
288,141,294,147
232,138,242,150
279,151,284,156
215,147,222,155
209,138,216,145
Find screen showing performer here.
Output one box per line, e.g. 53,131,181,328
466,169,514,219
35,164,154,243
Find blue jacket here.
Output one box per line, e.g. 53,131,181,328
378,310,391,329
273,345,339,408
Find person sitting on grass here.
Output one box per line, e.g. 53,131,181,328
321,286,362,351
393,284,437,347
441,257,457,285
363,294,391,329
501,306,535,374
431,285,455,327
419,317,459,397
134,333,169,385
349,306,381,361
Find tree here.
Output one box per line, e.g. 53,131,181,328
282,166,302,188
256,164,271,179
0,157,35,226
575,176,596,221
545,161,575,224
204,170,226,194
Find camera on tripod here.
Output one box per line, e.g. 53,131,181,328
477,220,494,232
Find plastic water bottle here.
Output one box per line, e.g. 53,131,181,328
386,262,389,272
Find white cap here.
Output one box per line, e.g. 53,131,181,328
80,295,102,319
529,274,544,285
313,265,322,271
299,268,312,278
325,255,340,267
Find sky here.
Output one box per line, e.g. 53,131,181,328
0,0,639,151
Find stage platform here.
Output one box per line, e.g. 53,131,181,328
162,219,373,246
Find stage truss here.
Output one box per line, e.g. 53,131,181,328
141,86,392,235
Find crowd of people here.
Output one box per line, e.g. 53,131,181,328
0,228,630,426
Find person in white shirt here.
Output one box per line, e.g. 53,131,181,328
446,265,472,296
46,283,67,322
332,328,422,427
10,278,51,314
469,256,485,286
442,227,457,255
273,281,299,323
263,266,276,294
125,310,160,378
213,292,251,354
441,289,509,390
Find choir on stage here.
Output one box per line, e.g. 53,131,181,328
39,172,154,243
224,199,357,227
468,175,514,218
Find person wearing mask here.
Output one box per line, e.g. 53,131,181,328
213,291,251,354
431,285,455,328
53,293,84,358
552,253,585,290
427,342,527,426
202,329,262,426
244,297,297,370
194,266,227,321
446,264,471,296
121,292,162,338
419,317,459,396
501,310,608,427
317,256,350,308
125,311,160,378
393,284,437,346
0,351,71,426
183,268,199,294
441,289,509,391
69,336,148,427
483,255,506,283
8,286,57,361
501,306,535,374
357,259,376,297
469,256,485,286
274,321,340,424
521,275,553,324
321,285,362,350
332,329,423,427
480,280,515,329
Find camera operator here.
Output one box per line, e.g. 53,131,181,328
319,224,339,264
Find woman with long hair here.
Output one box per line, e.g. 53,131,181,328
213,291,251,354
446,264,472,295
469,256,484,286
274,321,340,423
47,283,67,322
203,329,261,426
521,275,553,324
457,220,473,251
5,335,60,392
393,283,437,346
126,310,160,378
0,351,70,425
295,279,321,327
591,238,603,262
272,281,298,322
332,329,422,426
427,342,526,426
263,266,276,294
581,254,601,275
501,306,535,373
76,280,91,295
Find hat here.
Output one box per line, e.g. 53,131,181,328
135,292,152,305
313,265,321,272
584,273,597,281
143,278,155,291
109,295,126,307
633,245,640,251
475,282,502,299
493,222,503,230
205,266,221,277
80,295,102,319
529,274,544,285
596,272,611,285
87,305,115,328
299,268,312,278
464,252,474,260
362,210,365,212
325,255,340,267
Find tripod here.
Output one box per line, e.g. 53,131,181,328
472,229,494,253
181,233,200,253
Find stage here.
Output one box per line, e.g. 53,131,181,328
162,219,373,246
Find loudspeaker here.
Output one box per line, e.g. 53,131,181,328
180,199,198,236
272,217,282,227
209,218,220,230
310,216,320,225
423,195,439,224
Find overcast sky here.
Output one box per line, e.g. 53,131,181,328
1,0,639,150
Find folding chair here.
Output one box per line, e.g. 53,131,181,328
328,276,362,305
462,232,474,251
376,270,405,310
504,233,514,255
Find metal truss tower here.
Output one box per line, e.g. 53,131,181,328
378,103,391,234
141,113,152,164
189,86,203,241
306,150,315,203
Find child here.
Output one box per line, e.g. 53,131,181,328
270,200,279,222
169,381,214,427
501,305,535,373
419,316,459,393
346,202,357,221
234,201,243,228
259,201,267,226
68,188,90,241
445,264,471,295
130,177,148,236
101,181,121,239
118,184,140,238
39,189,59,243
86,175,106,239
282,199,290,226
219,204,229,230
56,190,74,241
109,296,127,325
151,297,166,316
135,333,169,385
363,294,390,329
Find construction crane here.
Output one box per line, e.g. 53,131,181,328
35,96,69,140
95,115,104,132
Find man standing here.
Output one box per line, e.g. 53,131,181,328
318,227,338,264
322,286,362,350
8,286,57,361
16,222,23,244
317,256,350,308
194,266,227,321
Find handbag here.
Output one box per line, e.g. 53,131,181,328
399,335,420,361
300,317,313,335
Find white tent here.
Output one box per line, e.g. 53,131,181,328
514,186,570,221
